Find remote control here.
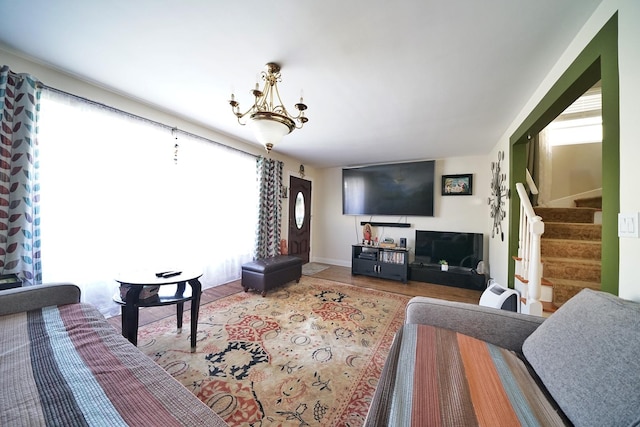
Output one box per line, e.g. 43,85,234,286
161,271,182,278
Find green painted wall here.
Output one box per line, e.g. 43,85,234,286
508,14,619,295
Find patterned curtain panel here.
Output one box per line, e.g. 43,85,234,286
0,66,42,285
254,157,283,259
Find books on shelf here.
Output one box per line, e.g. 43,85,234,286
380,250,405,264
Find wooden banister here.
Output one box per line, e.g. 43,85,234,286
515,182,544,316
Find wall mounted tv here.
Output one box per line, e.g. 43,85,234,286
342,160,435,216
414,230,483,268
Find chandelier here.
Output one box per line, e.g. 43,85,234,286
229,62,308,153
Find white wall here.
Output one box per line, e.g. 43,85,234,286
488,0,640,301
550,143,602,201
312,155,492,270
616,0,640,301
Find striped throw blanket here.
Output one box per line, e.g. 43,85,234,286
387,324,569,426
0,303,226,427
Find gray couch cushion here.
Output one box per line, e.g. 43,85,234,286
405,296,545,353
523,289,640,427
0,283,81,315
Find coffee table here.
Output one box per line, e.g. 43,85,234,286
114,269,202,352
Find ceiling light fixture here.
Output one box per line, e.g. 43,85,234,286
229,62,308,153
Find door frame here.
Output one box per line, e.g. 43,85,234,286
287,171,314,262
507,14,619,295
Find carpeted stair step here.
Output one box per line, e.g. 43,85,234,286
543,222,601,241
547,277,601,306
534,207,598,224
541,239,601,260
573,196,602,209
542,257,601,282
519,206,603,308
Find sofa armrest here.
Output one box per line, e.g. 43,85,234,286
0,283,81,316
405,296,545,353
364,326,404,426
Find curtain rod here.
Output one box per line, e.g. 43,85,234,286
5,69,258,159
43,85,259,159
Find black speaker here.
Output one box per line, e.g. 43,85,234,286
399,238,407,248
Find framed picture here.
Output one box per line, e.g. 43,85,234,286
442,174,473,196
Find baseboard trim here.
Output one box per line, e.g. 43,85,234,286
312,257,349,267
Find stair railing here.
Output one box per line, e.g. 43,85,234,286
515,181,544,316
525,168,539,196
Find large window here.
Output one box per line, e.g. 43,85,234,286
38,90,258,316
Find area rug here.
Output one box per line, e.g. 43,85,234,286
301,262,331,276
138,276,409,426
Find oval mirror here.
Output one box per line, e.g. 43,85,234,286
295,191,305,229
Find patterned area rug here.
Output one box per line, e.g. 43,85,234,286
138,277,409,426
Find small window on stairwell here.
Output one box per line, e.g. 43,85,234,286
546,82,602,146
534,81,602,207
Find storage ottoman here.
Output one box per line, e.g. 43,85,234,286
241,255,303,296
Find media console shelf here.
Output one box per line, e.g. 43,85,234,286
359,221,411,228
352,245,408,283
409,263,488,291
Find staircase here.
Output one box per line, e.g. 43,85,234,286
535,203,602,308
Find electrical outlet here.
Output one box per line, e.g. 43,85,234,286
618,212,640,238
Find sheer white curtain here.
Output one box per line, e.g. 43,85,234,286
38,90,257,316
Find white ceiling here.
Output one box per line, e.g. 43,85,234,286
0,0,603,168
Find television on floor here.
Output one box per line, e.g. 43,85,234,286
342,160,435,216
414,230,483,269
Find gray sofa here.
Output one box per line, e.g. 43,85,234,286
0,283,228,426
365,289,640,426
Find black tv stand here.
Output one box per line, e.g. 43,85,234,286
409,263,487,291
352,245,408,283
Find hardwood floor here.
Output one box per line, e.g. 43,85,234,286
107,264,482,332
313,265,483,303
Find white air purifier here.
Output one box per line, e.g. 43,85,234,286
479,282,520,313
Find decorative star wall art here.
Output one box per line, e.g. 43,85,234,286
488,150,509,241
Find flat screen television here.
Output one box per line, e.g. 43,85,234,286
414,230,483,268
342,160,435,216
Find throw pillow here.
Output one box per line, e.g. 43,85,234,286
523,289,640,427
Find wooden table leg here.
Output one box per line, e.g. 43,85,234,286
176,302,184,332
123,285,143,346
176,281,185,332
120,306,127,337
188,278,202,353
